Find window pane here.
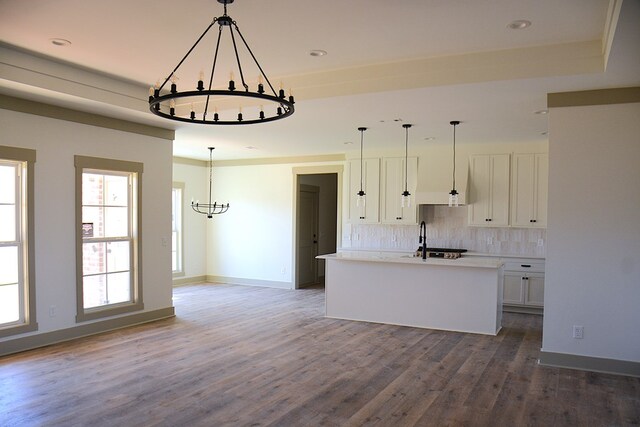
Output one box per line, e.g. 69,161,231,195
107,272,131,304
0,284,19,324
104,207,128,237
82,173,103,206
83,242,106,275
82,206,104,238
0,246,18,285
0,165,15,204
106,241,129,272
0,205,16,242
104,175,128,207
83,274,106,309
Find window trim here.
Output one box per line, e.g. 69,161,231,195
0,145,37,338
172,182,185,278
75,155,144,322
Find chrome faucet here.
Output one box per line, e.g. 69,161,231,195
419,221,427,260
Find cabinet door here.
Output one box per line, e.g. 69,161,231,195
468,155,491,226
511,153,548,227
382,157,417,224
490,154,510,226
468,154,510,226
533,154,548,227
503,273,524,304
524,274,544,306
348,158,380,223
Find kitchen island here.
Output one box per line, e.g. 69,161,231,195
317,252,504,335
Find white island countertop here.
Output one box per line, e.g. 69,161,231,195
317,252,503,269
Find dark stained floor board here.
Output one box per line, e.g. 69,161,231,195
1,282,638,427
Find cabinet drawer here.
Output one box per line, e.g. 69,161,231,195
503,261,545,272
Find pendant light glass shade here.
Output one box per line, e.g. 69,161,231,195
356,127,368,209
401,124,412,208
449,121,460,207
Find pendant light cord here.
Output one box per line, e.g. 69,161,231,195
452,123,456,191
404,126,409,192
358,127,366,193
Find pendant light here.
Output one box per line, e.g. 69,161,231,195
356,127,368,209
449,120,460,207
191,147,229,218
401,124,412,208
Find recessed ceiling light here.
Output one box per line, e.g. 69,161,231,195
309,50,327,57
534,109,548,115
344,141,353,145
50,38,71,47
507,20,531,30
245,146,257,150
424,137,435,141
541,131,548,136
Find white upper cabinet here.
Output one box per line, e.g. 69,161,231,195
381,157,418,224
510,153,548,228
468,154,510,227
347,158,380,223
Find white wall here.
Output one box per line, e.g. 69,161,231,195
206,161,342,288
543,102,640,362
0,108,173,340
172,161,208,281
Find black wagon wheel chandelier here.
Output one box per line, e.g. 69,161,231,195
148,0,295,125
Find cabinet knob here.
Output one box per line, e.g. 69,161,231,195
396,217,402,220
521,264,531,268
530,219,537,223
359,216,365,219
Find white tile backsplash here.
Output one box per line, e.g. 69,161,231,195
343,205,546,257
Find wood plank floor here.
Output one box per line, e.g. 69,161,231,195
1,283,638,427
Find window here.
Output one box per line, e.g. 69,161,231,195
172,183,184,276
0,146,37,338
75,156,143,322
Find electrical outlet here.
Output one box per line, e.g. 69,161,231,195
280,267,287,276
537,238,544,247
49,305,56,317
487,237,493,245
572,325,584,339
161,237,168,247
391,235,397,242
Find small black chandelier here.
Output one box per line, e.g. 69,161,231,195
149,0,295,125
192,147,229,218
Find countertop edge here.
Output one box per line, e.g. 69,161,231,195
318,253,504,269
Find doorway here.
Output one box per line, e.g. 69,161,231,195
293,167,342,289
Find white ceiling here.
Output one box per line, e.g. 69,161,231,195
1,0,639,160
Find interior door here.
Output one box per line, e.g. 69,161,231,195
298,185,319,287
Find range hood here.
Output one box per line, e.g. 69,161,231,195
414,155,467,205
414,189,466,205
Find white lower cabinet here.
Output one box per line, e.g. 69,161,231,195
502,259,545,313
